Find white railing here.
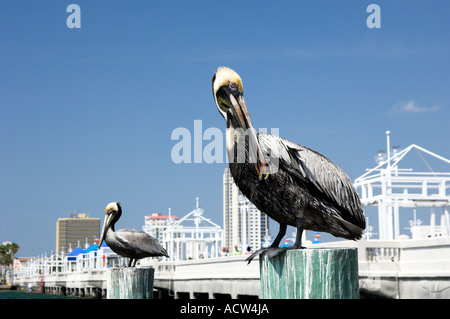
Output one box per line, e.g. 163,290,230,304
355,172,450,204
13,251,129,280
366,247,400,262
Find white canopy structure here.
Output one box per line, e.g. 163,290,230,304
162,198,223,261
354,131,450,240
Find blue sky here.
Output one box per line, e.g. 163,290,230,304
1,1,449,256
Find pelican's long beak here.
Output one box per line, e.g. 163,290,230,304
217,86,269,179
99,212,115,248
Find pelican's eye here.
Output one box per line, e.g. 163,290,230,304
229,82,237,91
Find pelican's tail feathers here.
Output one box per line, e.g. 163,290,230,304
330,214,364,240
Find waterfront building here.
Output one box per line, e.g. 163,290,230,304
161,198,223,261
142,212,179,243
56,213,100,255
354,131,450,240
223,168,270,251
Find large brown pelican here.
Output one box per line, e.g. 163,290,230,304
212,67,365,263
99,202,169,267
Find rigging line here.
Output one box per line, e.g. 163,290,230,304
414,148,436,176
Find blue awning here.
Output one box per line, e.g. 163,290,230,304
66,246,83,261
83,244,98,253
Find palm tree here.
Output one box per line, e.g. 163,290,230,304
0,242,20,266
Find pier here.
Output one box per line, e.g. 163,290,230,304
148,255,260,299
12,236,450,299
10,136,450,299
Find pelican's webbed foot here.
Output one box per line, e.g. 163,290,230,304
245,247,271,264
245,246,306,264
246,218,307,264
266,246,306,258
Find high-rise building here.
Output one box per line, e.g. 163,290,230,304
223,168,270,251
56,213,100,254
143,212,179,243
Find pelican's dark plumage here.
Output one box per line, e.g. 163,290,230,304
99,202,169,267
212,67,365,263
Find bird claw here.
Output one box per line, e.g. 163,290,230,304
245,248,270,264
265,247,286,258
266,246,306,258
245,246,306,264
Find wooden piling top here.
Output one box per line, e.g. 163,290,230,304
260,248,359,299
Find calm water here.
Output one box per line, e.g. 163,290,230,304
0,290,90,299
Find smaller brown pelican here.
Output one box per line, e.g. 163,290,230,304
99,202,169,267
